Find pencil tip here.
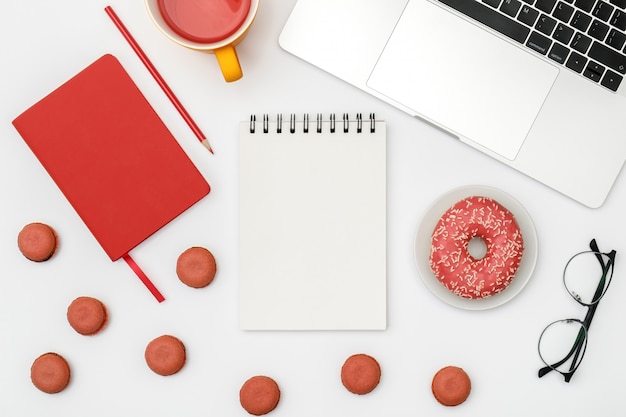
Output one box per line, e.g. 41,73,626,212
201,139,214,154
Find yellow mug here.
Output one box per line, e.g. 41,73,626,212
145,0,259,82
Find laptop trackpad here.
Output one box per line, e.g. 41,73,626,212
367,0,558,160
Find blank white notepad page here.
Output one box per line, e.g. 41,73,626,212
239,115,386,330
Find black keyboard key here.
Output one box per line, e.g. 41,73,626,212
437,0,531,43
536,0,558,11
589,40,626,72
522,0,535,3
610,0,626,8
566,51,588,71
593,1,615,20
527,30,553,52
575,0,597,12
484,0,502,7
607,28,626,48
584,61,606,80
589,60,607,72
554,1,575,21
501,0,523,15
536,13,558,34
519,5,541,24
610,9,626,29
549,42,572,62
571,32,593,52
554,22,576,43
583,68,603,80
589,19,610,40
601,69,623,90
571,11,593,30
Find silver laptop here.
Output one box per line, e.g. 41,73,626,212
279,0,626,208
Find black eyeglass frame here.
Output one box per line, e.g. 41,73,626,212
537,239,616,383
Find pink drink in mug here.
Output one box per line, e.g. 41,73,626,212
146,0,259,82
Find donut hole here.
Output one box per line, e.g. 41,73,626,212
467,237,487,260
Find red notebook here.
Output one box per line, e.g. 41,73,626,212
12,54,210,301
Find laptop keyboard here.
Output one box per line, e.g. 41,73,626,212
437,0,626,91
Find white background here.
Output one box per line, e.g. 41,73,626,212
0,1,624,416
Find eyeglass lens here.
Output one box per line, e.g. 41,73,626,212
563,252,613,306
538,319,587,376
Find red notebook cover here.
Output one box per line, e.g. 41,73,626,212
12,54,210,295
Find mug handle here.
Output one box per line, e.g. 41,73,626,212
215,45,243,82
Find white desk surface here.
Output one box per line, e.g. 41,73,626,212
1,1,624,416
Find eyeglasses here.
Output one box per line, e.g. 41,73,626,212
538,239,616,383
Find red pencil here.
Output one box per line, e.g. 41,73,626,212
105,5,214,154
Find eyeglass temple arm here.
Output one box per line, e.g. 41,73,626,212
580,246,615,335
589,239,616,279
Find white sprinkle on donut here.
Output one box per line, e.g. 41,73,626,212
429,196,524,299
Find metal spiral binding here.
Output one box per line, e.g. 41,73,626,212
290,114,296,133
263,114,269,133
249,113,377,133
249,114,256,133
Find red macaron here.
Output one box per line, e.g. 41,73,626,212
341,353,381,395
144,335,186,376
240,375,281,415
431,366,472,406
176,246,217,288
30,352,71,394
17,222,58,262
66,296,108,336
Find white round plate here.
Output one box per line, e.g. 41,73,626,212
414,185,538,310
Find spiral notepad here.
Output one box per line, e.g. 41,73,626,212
239,113,386,330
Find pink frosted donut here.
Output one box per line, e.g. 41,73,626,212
429,196,523,299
